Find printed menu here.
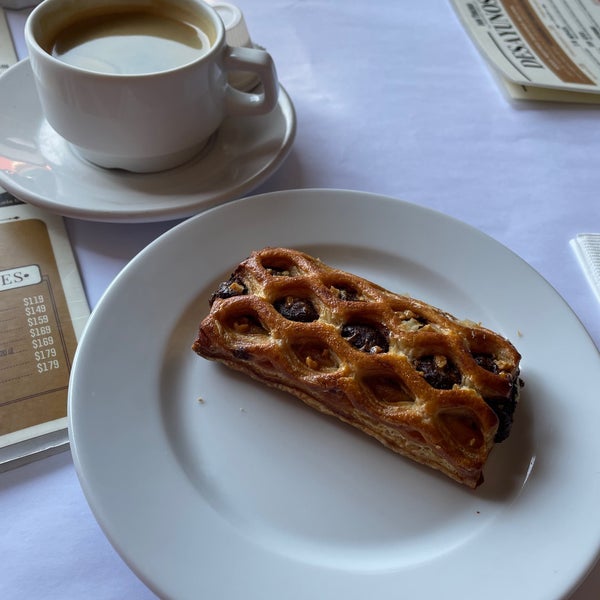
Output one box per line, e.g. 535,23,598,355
1,9,89,470
452,0,600,102
1,8,88,470
0,193,89,470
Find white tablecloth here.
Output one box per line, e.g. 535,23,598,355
1,1,599,598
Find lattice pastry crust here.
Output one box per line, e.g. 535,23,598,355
192,248,522,488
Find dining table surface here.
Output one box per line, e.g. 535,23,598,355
1,1,600,598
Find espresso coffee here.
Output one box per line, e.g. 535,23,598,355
51,11,211,74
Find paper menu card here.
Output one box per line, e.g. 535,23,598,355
451,0,600,102
1,8,88,469
0,193,90,471
0,9,89,470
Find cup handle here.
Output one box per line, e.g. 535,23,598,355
222,45,279,116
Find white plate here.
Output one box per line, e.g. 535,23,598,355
0,59,296,223
69,189,600,600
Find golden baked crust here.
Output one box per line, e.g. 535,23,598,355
192,247,522,488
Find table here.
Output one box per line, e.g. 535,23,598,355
1,1,599,598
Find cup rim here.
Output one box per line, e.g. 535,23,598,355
25,0,227,78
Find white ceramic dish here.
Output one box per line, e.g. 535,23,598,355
0,59,296,222
69,189,600,600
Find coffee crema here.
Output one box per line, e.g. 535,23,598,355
50,11,211,74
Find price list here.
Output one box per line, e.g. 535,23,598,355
0,218,79,438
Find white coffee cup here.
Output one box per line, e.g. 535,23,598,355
25,0,279,172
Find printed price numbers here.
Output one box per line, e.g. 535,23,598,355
28,315,49,326
32,336,54,349
37,360,60,373
23,295,45,306
35,348,57,361
30,325,52,337
21,294,61,373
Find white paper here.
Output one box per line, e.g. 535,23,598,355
0,8,16,75
571,234,600,305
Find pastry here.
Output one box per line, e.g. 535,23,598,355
192,247,523,488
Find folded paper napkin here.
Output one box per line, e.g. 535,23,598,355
571,234,600,304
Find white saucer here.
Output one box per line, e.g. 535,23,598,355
0,59,296,223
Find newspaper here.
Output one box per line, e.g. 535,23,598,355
452,0,600,102
0,10,90,470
